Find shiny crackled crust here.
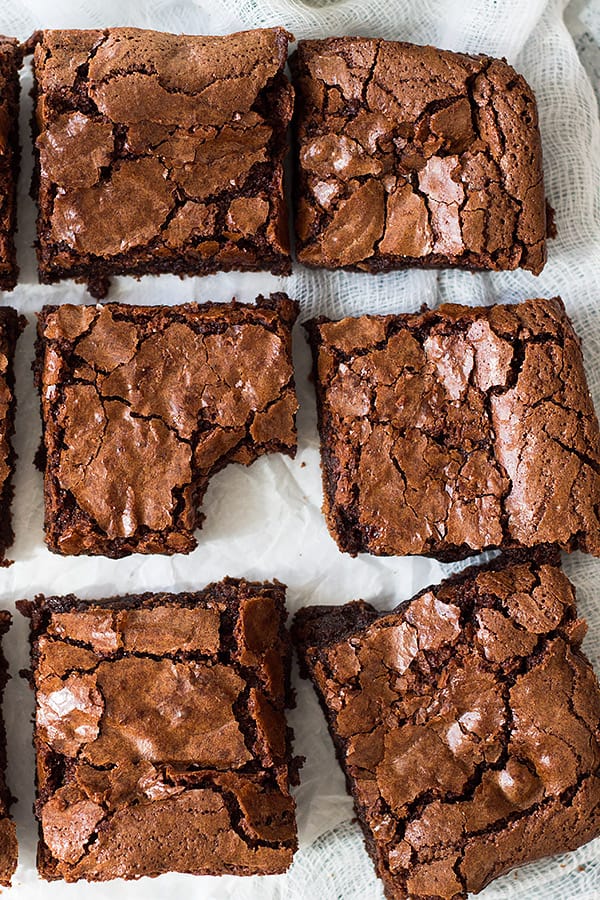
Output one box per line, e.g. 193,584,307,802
0,308,24,563
35,294,298,557
292,37,548,275
0,612,17,886
293,550,600,900
18,579,298,882
0,38,21,291
30,27,294,297
306,297,600,560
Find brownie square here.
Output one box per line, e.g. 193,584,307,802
0,38,21,291
31,27,294,298
35,294,298,557
0,308,23,563
306,296,600,560
19,579,297,881
292,38,547,275
293,551,600,900
0,612,17,885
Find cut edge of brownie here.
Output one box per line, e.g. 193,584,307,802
27,28,294,299
34,293,299,558
0,38,22,292
304,298,600,561
18,577,300,881
292,547,600,900
0,308,25,563
0,610,17,886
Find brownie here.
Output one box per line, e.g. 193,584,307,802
35,294,298,557
293,550,600,900
0,612,17,885
0,38,21,291
292,38,547,275
18,579,298,881
0,308,23,563
30,27,294,298
306,296,600,560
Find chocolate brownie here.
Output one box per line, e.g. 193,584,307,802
30,27,294,298
0,38,21,291
0,612,17,885
306,296,600,560
292,38,547,275
0,308,23,563
18,579,298,881
35,294,298,557
293,551,600,900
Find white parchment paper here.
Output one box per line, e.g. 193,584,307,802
0,0,598,897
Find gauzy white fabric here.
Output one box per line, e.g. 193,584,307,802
0,0,598,897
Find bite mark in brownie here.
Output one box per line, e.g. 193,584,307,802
0,38,21,291
293,550,600,900
292,38,548,275
30,27,294,297
0,612,17,885
35,294,298,557
306,297,600,560
0,308,24,563
18,579,298,882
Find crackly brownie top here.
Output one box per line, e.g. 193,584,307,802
294,554,600,899
308,297,600,559
34,27,292,263
38,295,298,555
292,38,546,274
20,580,296,878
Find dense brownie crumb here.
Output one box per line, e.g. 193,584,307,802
18,578,298,882
306,296,600,560
0,308,24,563
29,27,294,296
0,38,21,291
0,612,17,885
35,294,298,557
292,38,548,275
293,550,600,900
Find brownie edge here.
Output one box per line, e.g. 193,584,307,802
0,307,24,563
0,38,21,292
0,612,17,886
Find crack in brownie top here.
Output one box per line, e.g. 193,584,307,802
36,294,298,557
306,296,600,560
293,552,600,900
19,580,297,881
31,27,294,295
292,38,548,275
